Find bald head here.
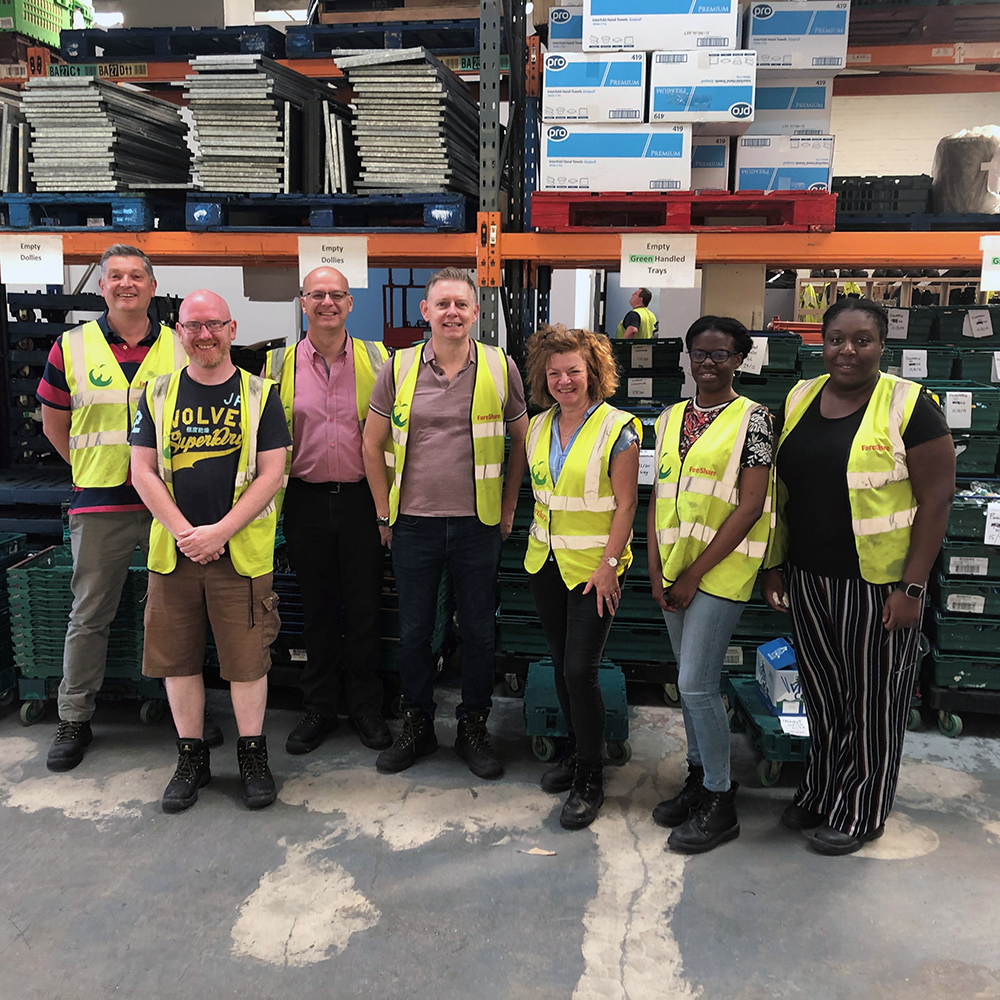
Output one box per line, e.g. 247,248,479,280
301,267,353,343
303,266,349,294
177,289,237,375
179,289,232,323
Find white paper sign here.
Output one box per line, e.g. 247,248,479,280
986,502,1000,546
901,349,928,379
738,337,770,376
0,234,64,284
950,556,988,576
723,646,744,667
947,594,986,614
887,308,910,341
980,234,1000,292
887,366,902,376
963,309,993,339
628,377,653,397
620,233,697,288
945,391,973,429
779,716,810,737
992,351,1000,384
638,449,656,485
297,235,369,288
631,343,653,369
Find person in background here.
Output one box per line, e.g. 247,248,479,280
130,290,290,813
761,297,954,856
522,325,640,829
362,267,528,780
616,288,658,340
36,244,205,772
264,266,392,757
648,316,774,854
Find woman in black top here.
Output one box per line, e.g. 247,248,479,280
761,297,955,855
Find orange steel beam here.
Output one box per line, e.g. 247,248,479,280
846,42,1000,70
835,73,1000,97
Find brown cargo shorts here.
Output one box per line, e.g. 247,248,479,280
142,555,280,683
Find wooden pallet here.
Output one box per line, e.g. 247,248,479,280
1,192,186,231
286,19,484,56
60,25,284,61
530,190,837,233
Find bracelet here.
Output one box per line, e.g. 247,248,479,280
376,515,390,527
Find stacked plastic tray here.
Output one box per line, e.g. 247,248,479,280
0,532,27,705
609,337,684,409
733,332,802,414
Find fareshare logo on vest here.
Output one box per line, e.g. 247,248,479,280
531,460,549,488
89,365,114,387
391,402,409,430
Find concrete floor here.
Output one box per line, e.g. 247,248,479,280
1,678,999,1000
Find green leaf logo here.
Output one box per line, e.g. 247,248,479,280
391,403,409,430
89,366,113,388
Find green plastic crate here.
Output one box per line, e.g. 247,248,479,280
946,485,1000,540
929,648,1000,691
898,308,934,343
754,332,802,372
733,372,798,413
0,0,74,48
956,348,1000,384
610,337,683,374
952,433,1000,476
930,610,1000,655
931,305,1000,346
726,676,810,763
498,573,659,623
523,658,629,741
798,344,957,381
496,614,550,656
922,381,1000,432
937,538,1000,580
931,572,1000,617
611,371,684,404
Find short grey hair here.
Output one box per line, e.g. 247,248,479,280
424,267,477,301
100,244,154,281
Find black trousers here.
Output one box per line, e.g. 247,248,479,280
529,558,615,763
282,477,384,719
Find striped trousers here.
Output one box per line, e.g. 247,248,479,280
787,567,921,838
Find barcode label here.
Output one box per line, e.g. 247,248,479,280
950,557,989,576
946,594,986,614
610,109,640,119
724,646,744,667
812,57,843,66
742,138,770,147
656,53,688,64
698,37,728,47
290,649,307,662
650,180,681,189
0,17,13,28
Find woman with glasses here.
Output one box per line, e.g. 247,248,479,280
647,316,774,853
523,325,640,829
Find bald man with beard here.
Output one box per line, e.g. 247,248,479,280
130,290,291,814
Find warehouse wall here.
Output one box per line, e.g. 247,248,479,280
830,92,1000,177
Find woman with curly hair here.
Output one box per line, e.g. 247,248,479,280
522,325,640,829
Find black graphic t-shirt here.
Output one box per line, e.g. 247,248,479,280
130,370,290,528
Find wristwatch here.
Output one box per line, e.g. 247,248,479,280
376,516,390,527
603,556,619,568
900,582,925,601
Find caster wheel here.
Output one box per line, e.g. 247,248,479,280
606,740,632,765
662,682,680,706
503,672,523,698
906,707,922,732
19,700,45,725
0,687,15,707
756,759,782,787
531,736,557,762
389,694,405,719
937,711,963,738
140,699,166,725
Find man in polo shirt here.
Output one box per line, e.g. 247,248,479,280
363,267,528,779
264,266,392,755
37,244,197,771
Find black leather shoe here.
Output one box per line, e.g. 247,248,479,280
560,761,604,830
540,752,576,794
285,711,337,755
350,714,392,750
781,802,825,831
162,738,211,813
652,763,705,828
46,720,93,772
454,710,503,780
376,709,437,773
237,735,277,810
811,823,885,856
203,712,224,749
667,782,740,854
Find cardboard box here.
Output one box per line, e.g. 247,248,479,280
584,0,740,54
735,134,833,192
691,135,730,189
541,122,692,192
542,51,647,124
755,637,806,716
746,72,832,135
650,49,755,134
745,0,850,72
548,3,584,51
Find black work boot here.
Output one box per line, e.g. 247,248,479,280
162,738,211,813
46,720,93,772
667,782,740,853
652,763,705,828
237,735,277,810
286,710,338,755
454,710,503,780
540,750,577,794
376,709,438,774
560,760,604,830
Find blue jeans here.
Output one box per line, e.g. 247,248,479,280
662,591,746,793
391,515,501,719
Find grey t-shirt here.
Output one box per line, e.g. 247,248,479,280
369,339,527,517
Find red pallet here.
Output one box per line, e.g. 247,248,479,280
529,190,837,233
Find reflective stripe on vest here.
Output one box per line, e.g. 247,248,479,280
616,306,658,340
654,396,774,603
387,340,509,526
768,373,922,584
146,368,277,578
62,320,186,489
523,402,640,589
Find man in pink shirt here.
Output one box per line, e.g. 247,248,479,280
263,266,391,754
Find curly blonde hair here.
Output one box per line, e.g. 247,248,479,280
524,324,619,409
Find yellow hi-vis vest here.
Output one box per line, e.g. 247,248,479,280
264,336,389,515
765,372,923,584
524,403,641,589
145,368,279,578
387,340,509,526
61,319,186,488
654,396,774,603
616,306,658,340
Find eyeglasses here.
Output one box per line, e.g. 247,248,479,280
180,319,232,334
304,290,350,303
690,348,739,364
